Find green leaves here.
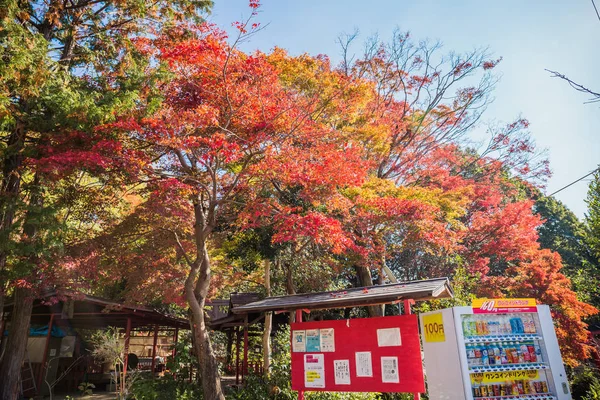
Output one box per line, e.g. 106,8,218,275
585,169,600,261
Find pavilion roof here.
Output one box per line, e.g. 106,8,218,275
3,290,189,330
231,277,453,315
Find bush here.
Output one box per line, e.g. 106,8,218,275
571,364,600,400
130,377,202,400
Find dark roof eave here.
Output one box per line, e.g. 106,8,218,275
3,290,190,329
231,277,453,314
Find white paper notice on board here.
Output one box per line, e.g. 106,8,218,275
292,330,306,352
381,356,400,383
377,327,402,347
320,328,335,352
333,359,351,385
355,351,373,377
304,354,325,388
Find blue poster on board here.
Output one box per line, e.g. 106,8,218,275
305,329,320,352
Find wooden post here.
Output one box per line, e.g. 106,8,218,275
262,259,272,377
150,325,158,377
226,329,234,367
122,317,132,393
37,314,55,392
403,299,414,315
172,327,179,358
235,327,241,385
243,315,249,380
402,300,420,400
295,309,304,400
169,328,178,379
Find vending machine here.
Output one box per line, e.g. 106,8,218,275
420,300,571,400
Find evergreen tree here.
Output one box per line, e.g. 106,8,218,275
0,1,212,398
585,169,600,262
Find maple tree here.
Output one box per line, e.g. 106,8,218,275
484,248,597,366
259,31,595,363
214,28,595,364
104,12,374,397
322,32,546,316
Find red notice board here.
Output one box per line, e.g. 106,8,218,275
290,315,425,393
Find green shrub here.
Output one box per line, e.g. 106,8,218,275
571,365,600,400
584,385,600,400
130,378,202,400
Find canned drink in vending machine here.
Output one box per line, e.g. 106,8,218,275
467,347,475,358
541,381,548,393
470,320,477,336
534,344,542,361
511,382,519,395
517,380,524,394
492,384,500,396
473,386,481,397
480,385,488,396
528,381,537,394
527,345,537,362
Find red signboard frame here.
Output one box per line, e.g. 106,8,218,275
290,315,425,393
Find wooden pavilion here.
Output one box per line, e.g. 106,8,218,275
1,291,188,396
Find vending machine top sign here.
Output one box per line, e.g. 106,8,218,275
472,298,537,314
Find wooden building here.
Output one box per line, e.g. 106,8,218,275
1,291,188,396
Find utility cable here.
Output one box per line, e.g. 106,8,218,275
592,0,600,22
548,167,599,197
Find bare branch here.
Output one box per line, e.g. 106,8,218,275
546,69,600,103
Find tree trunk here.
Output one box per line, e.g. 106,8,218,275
0,287,4,347
0,287,34,400
0,174,42,400
262,259,272,378
0,117,26,273
284,259,295,295
186,200,224,400
0,120,26,335
281,257,297,323
355,265,384,317
186,270,224,399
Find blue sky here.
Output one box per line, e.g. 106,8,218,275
209,0,599,219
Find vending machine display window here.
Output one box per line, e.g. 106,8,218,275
420,305,571,400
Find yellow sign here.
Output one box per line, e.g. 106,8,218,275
306,371,321,382
471,370,539,384
472,298,537,313
422,312,445,342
